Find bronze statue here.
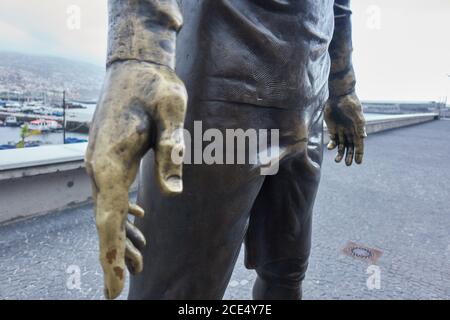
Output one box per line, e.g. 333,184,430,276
85,0,366,300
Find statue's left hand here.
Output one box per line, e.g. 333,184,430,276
324,93,367,166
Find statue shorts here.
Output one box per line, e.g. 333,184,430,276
130,101,324,299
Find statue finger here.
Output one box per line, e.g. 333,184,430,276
354,136,365,165
128,203,145,218
335,129,346,163
327,133,337,150
125,239,143,275
345,144,354,166
126,220,146,251
91,158,130,300
95,191,128,300
154,91,187,194
327,139,337,150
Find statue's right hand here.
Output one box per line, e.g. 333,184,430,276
85,60,187,299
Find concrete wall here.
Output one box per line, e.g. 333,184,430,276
0,167,91,223
364,114,437,134
362,101,442,114
324,113,437,144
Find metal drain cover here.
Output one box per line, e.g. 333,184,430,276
342,242,383,264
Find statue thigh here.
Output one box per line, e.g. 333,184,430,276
128,99,324,300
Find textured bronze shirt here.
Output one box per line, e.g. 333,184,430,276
176,0,335,109
107,0,354,110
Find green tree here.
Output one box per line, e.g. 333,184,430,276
17,123,30,148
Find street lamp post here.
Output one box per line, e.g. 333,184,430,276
62,90,66,144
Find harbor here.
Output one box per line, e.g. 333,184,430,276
0,98,93,149
0,126,88,148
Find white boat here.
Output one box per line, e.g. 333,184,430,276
38,106,61,116
22,102,53,115
22,102,43,113
5,116,20,127
4,107,21,113
5,101,21,108
27,119,62,132
24,104,62,116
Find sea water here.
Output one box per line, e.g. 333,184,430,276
0,126,88,146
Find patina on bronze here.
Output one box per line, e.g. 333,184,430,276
85,0,366,300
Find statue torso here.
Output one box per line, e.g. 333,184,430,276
176,0,335,110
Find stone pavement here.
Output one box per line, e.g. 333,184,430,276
0,120,449,300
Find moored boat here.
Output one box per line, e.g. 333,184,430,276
4,116,21,127
27,119,62,132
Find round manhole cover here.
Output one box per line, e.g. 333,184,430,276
351,247,373,259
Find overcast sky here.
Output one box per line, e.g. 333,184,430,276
0,0,449,102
